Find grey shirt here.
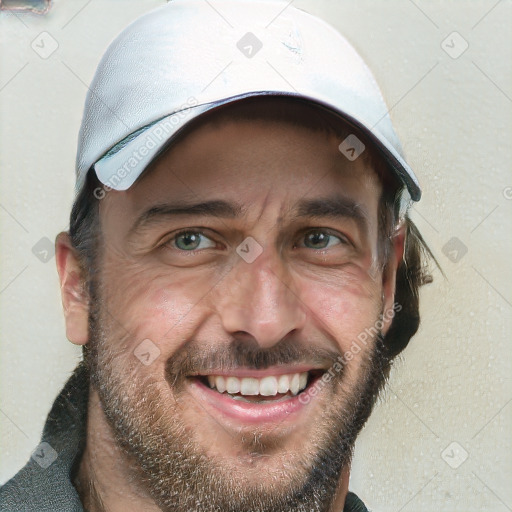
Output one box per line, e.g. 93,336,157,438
0,362,369,512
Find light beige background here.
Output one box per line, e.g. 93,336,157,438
1,1,511,510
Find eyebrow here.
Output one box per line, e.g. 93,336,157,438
295,196,369,235
129,196,368,236
129,200,242,235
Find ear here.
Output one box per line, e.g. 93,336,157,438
55,232,90,345
380,222,406,336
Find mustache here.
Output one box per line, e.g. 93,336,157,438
165,337,342,382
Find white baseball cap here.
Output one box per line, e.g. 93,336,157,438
76,0,421,201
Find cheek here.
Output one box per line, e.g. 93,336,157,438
100,261,214,356
301,277,382,353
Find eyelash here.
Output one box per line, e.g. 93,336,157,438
295,229,350,250
162,228,350,252
166,230,218,251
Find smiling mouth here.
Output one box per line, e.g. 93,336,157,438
193,370,325,404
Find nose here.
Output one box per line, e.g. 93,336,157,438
217,248,307,349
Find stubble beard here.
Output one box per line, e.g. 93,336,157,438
83,282,391,512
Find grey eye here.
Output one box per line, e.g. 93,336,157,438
303,231,343,250
174,232,215,251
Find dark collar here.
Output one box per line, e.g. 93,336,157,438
0,362,89,511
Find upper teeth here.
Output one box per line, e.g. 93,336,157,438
206,372,308,396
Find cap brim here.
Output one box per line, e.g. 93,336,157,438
91,91,421,201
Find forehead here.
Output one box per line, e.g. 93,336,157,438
100,111,384,228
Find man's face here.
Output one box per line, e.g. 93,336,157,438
85,116,398,511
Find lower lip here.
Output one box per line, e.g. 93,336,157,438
187,377,316,425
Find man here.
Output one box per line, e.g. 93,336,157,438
0,1,434,511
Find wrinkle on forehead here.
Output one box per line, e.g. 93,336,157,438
100,119,382,243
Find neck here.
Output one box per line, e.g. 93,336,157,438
332,466,351,511
73,387,161,512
